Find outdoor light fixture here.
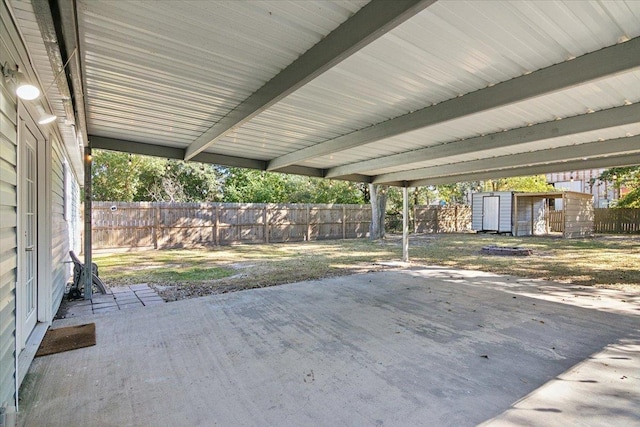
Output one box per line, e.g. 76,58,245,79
2,62,38,100
3,51,78,125
16,74,40,100
36,105,56,125
2,62,41,100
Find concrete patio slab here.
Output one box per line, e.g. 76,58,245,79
19,267,639,426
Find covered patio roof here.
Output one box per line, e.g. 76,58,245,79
14,0,640,186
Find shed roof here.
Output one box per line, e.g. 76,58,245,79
14,0,640,185
514,191,594,199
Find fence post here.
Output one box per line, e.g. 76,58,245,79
342,206,347,239
153,205,160,249
235,205,240,244
306,205,311,241
454,205,459,232
214,205,220,246
209,205,215,246
264,205,269,244
435,207,440,233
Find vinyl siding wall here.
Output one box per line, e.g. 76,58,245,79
0,3,18,406
1,0,81,407
50,141,72,315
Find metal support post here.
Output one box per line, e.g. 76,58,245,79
402,186,409,263
84,145,93,300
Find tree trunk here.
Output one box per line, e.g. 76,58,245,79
369,184,388,240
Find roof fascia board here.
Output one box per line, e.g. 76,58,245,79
372,134,640,184
91,135,270,170
89,136,342,179
326,103,640,178
269,36,640,171
408,153,640,187
184,0,436,160
90,136,186,159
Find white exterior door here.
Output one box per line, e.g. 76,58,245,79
18,118,41,348
482,196,500,231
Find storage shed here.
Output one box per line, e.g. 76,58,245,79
513,191,594,238
471,192,514,234
472,191,594,238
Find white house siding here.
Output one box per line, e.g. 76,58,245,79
69,173,81,253
50,141,71,315
0,4,18,407
1,0,82,409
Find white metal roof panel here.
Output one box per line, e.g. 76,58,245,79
305,68,640,171
78,0,369,142
215,0,640,165
29,0,638,185
368,122,640,177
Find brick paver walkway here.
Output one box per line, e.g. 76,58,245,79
57,284,165,319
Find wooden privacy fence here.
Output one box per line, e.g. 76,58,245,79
91,202,372,249
90,203,638,249
594,208,640,233
548,210,563,232
413,205,472,233
548,209,638,234
414,206,639,234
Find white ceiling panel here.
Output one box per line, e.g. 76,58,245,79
78,0,369,141
227,0,640,164
20,0,638,185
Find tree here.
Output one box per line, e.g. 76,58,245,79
92,151,142,201
222,168,365,204
384,186,438,232
483,175,554,192
222,169,290,203
596,166,640,208
91,150,223,202
369,184,388,240
436,182,473,204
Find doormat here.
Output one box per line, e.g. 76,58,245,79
35,323,96,357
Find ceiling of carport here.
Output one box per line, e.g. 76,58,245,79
40,0,640,186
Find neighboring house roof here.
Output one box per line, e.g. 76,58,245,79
14,0,640,186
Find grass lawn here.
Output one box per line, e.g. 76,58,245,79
94,233,640,301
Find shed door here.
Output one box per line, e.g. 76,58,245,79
482,196,500,231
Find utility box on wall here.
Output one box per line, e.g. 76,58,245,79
471,192,514,234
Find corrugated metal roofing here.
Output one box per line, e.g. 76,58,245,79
307,69,640,172
201,0,640,182
21,0,640,185
78,0,368,147
216,0,640,159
